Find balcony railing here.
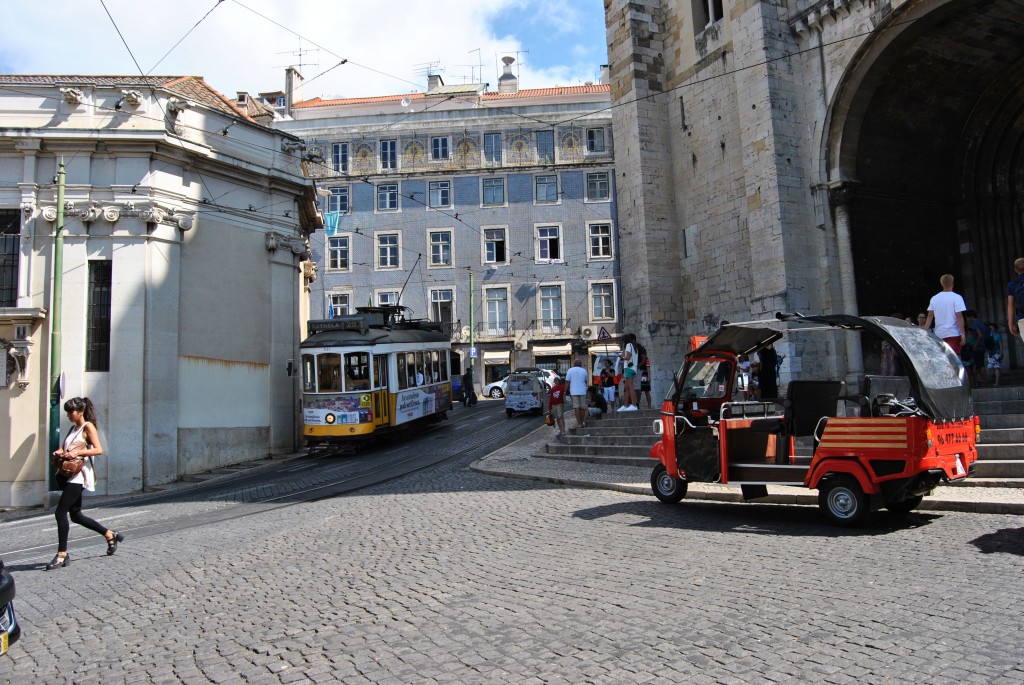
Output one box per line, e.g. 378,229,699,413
475,320,517,339
437,321,463,341
530,318,572,337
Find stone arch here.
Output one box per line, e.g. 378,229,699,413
823,0,1024,366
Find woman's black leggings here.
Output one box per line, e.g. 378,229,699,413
55,481,108,552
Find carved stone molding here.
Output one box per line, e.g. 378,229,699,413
121,90,142,107
60,88,84,105
79,205,101,223
303,260,318,284
173,214,194,231
265,231,306,255
21,202,34,218
103,206,121,222
41,206,57,222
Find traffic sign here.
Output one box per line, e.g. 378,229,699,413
597,327,612,342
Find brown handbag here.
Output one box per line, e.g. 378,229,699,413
51,454,85,479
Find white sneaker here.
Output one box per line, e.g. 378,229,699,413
624,405,638,411
616,406,627,412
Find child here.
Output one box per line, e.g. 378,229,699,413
599,359,617,410
986,323,1004,387
547,377,566,436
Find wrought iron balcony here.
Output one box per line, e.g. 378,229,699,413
529,318,572,337
475,320,517,339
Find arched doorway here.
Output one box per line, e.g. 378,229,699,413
828,0,1024,367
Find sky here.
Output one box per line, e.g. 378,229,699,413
0,0,609,101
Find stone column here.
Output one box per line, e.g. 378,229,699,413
829,183,864,383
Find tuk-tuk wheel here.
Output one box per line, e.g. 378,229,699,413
818,475,867,526
651,463,687,504
885,495,923,515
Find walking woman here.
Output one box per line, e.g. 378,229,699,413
46,397,124,570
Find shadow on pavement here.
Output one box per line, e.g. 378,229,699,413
572,498,942,536
969,527,1024,556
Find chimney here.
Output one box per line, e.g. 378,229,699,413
498,56,518,94
600,64,610,85
427,72,445,92
285,66,304,116
236,91,249,104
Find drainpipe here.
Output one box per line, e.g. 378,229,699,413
46,161,66,496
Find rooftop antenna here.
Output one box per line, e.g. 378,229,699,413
275,41,320,73
413,60,443,86
469,48,482,82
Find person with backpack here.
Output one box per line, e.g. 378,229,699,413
1008,258,1024,342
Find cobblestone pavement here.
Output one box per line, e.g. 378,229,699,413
3,427,1024,683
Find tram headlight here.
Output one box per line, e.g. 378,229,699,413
325,413,336,424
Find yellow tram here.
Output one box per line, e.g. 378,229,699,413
300,307,454,449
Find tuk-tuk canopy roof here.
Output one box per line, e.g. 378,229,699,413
692,314,971,420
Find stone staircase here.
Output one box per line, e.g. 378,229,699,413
534,388,1024,487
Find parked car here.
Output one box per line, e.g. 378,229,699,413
515,367,560,387
0,558,20,656
483,375,511,398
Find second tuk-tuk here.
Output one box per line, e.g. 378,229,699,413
649,314,979,525
504,372,546,417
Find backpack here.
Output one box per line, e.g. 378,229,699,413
636,343,647,367
1013,275,1024,317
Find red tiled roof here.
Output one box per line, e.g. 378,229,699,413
294,93,426,109
484,85,611,99
293,83,610,109
0,74,257,123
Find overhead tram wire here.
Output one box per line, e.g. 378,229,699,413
146,0,226,75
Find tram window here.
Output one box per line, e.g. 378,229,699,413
302,355,316,392
415,352,426,384
430,350,439,384
345,352,370,391
397,353,409,389
374,355,388,390
440,350,449,381
318,353,342,392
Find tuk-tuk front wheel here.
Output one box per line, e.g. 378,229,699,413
818,475,867,526
651,463,687,504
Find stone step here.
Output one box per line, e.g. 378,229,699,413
533,452,650,468
559,434,660,447
545,442,653,459
977,444,1024,460
972,386,1024,402
972,460,1024,478
974,399,1024,415
978,428,1024,444
979,413,1024,429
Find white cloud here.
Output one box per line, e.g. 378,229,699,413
0,0,605,99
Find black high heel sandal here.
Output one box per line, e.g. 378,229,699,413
46,553,70,570
106,531,125,556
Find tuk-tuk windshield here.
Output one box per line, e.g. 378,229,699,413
676,358,732,400
878,321,962,390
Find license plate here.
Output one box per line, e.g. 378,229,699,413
1,629,8,655
954,455,965,477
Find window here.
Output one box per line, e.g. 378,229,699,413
317,353,341,391
484,228,507,264
537,225,561,261
591,282,615,320
428,180,451,208
0,210,19,307
380,139,397,170
484,133,502,163
377,183,399,211
482,177,505,206
431,137,449,160
344,351,371,391
588,223,613,259
431,289,454,325
429,231,452,266
540,285,563,333
327,186,349,213
332,142,349,172
536,130,554,163
329,293,350,317
377,233,400,269
328,235,350,270
535,174,558,203
377,291,399,307
693,0,724,31
587,128,606,152
586,172,610,201
86,260,112,372
485,288,509,335
275,96,286,107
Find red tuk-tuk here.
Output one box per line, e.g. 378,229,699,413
649,314,979,525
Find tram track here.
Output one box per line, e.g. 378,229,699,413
0,405,539,565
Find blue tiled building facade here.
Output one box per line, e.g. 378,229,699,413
279,77,620,390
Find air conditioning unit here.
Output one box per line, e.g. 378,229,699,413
514,341,525,350
581,327,596,340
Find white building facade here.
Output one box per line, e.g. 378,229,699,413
0,75,321,508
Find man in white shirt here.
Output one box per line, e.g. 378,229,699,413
563,359,591,431
923,274,966,354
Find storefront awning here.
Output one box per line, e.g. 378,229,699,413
483,350,511,363
532,343,571,356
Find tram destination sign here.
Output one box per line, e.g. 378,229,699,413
308,317,370,335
